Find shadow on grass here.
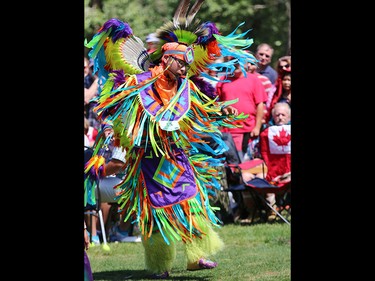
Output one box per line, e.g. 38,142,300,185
93,269,213,280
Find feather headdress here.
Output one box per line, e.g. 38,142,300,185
149,0,257,78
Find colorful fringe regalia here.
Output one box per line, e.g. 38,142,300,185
84,0,258,274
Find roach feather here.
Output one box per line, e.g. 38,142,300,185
186,0,205,25
173,0,190,27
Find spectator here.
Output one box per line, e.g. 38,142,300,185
216,59,268,162
255,43,278,85
84,116,91,148
84,116,98,147
246,57,276,127
84,56,100,131
239,102,291,223
84,57,95,89
261,102,291,220
145,33,160,54
84,136,141,244
270,102,291,126
276,55,291,77
271,56,291,106
216,59,268,223
201,57,224,89
266,62,291,124
276,72,291,105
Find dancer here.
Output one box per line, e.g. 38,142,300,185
84,0,257,278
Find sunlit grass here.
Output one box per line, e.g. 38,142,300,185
87,222,291,281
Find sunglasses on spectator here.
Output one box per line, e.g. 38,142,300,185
279,64,290,69
258,52,270,58
170,56,190,69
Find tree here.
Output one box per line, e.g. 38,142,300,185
84,0,290,66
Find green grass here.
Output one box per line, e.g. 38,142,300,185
87,222,291,281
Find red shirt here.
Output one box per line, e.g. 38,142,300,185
255,73,275,109
216,72,267,133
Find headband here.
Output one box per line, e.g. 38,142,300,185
162,43,194,64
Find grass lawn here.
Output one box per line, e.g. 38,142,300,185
87,222,290,281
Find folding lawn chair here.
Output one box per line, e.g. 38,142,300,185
257,124,291,222
223,124,291,225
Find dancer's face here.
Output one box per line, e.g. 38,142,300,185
163,55,189,78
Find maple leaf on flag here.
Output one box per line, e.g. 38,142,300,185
273,127,291,149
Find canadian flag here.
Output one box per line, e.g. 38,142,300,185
260,125,291,182
268,125,291,154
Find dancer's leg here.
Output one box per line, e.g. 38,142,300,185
185,223,224,270
142,231,176,275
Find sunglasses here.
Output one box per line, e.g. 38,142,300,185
170,56,190,69
279,64,290,69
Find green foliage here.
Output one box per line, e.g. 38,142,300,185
84,0,290,67
87,223,291,280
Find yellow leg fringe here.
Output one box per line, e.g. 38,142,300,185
184,223,224,266
142,232,176,274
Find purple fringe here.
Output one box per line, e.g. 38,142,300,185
113,69,126,86
197,21,220,44
190,76,217,99
100,18,133,42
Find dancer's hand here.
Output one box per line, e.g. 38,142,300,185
222,105,238,116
